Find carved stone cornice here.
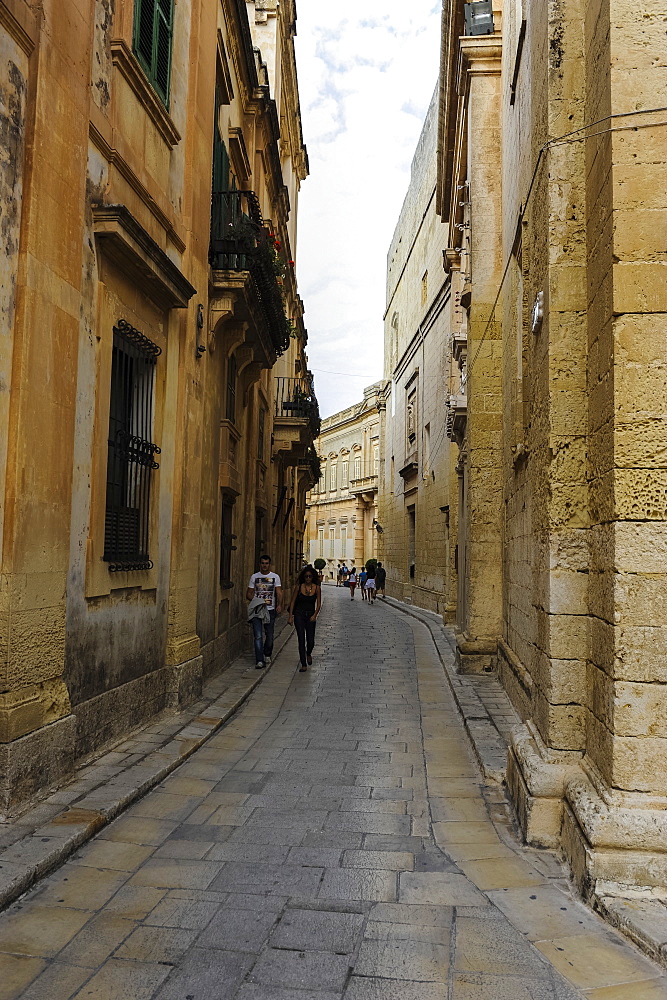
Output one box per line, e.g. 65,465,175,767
443,248,462,274
92,204,195,308
457,35,503,93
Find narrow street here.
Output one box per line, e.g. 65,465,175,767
0,589,664,1000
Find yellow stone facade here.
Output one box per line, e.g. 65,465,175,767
306,385,382,581
377,91,458,617
434,0,667,896
0,0,316,814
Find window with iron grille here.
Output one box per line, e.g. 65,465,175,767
104,320,161,572
133,0,174,106
257,406,266,461
226,353,237,423
220,492,237,588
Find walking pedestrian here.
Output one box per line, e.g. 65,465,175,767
336,564,344,587
348,566,357,599
288,565,322,671
246,555,282,669
375,561,387,600
365,563,377,604
359,566,368,601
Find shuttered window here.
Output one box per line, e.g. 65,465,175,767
133,0,174,106
104,320,161,572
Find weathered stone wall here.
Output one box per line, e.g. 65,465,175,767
379,90,455,616
0,0,313,814
438,0,667,893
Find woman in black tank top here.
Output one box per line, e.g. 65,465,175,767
288,565,322,672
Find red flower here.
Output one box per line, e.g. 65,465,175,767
288,260,295,267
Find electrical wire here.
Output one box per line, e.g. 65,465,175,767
461,108,667,387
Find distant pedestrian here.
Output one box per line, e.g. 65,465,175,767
348,567,357,599
336,565,344,587
359,566,368,601
288,565,322,671
376,561,387,600
365,563,377,604
246,555,282,669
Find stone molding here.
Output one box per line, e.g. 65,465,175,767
110,38,181,148
507,721,582,848
0,0,37,56
89,119,186,252
566,770,667,854
457,36,503,90
93,204,196,308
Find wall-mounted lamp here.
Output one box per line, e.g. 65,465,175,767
464,1,494,36
195,303,206,359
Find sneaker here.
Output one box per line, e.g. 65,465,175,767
255,661,265,669
264,656,272,667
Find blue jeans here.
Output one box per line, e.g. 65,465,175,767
252,610,276,664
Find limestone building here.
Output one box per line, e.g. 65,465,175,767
437,0,667,897
0,0,317,813
378,90,457,616
306,385,382,579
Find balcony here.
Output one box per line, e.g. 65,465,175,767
297,447,322,487
446,393,468,445
209,190,291,363
273,377,321,465
451,330,467,369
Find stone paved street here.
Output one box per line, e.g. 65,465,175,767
0,588,665,999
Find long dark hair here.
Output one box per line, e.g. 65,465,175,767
298,565,318,586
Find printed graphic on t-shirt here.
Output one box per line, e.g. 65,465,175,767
254,576,276,607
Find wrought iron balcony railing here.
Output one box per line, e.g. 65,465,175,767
274,376,321,440
209,190,291,357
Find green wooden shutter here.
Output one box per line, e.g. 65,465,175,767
212,90,230,195
133,0,173,106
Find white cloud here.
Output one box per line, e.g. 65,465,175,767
294,1,441,418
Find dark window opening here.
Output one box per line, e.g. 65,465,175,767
133,0,174,106
407,505,416,581
254,511,265,573
220,492,237,588
258,406,266,461
104,319,161,571
226,353,237,423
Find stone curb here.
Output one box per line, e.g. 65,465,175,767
597,896,667,968
382,597,510,783
383,596,667,973
0,621,296,913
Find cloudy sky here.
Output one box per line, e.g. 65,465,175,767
294,3,442,418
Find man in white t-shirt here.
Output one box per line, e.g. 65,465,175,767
246,555,282,669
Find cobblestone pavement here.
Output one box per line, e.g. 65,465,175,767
1,588,666,999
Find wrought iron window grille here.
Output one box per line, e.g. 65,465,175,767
104,319,161,572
